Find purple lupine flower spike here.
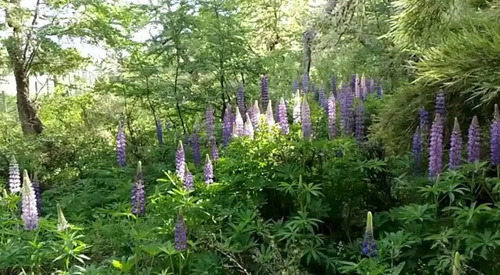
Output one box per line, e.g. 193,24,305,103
491,105,500,166
339,84,354,135
413,127,422,174
429,114,444,180
278,98,289,134
261,75,269,110
183,166,194,191
435,91,446,121
237,84,246,120
355,104,365,142
467,116,480,163
21,170,38,230
206,106,215,139
174,213,187,251
234,109,244,137
204,154,214,184
156,121,163,145
132,161,146,216
302,74,309,93
176,140,186,180
244,113,254,139
249,100,261,128
32,174,42,216
376,81,383,98
331,75,337,97
210,137,219,162
292,80,299,94
362,211,377,257
191,129,201,166
327,96,337,139
9,156,21,193
275,101,280,122
318,89,327,111
116,121,126,167
266,100,275,130
223,105,233,147
302,99,312,140
419,108,430,132
293,93,301,124
449,118,462,170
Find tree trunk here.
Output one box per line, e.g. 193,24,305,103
303,29,315,76
14,66,44,134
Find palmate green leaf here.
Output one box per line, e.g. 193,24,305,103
465,230,500,260
443,202,492,226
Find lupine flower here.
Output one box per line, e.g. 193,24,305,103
302,99,312,140
331,75,337,97
223,105,233,147
435,91,446,120
429,114,444,180
302,74,309,93
362,211,377,257
339,84,354,135
32,174,41,216
419,108,430,132
413,127,422,174
191,128,202,166
327,96,337,138
204,154,214,184
249,100,261,128
367,78,374,95
233,108,244,137
174,213,187,251
237,84,246,120
491,104,500,166
261,75,269,110
8,156,21,193
132,161,146,216
206,106,215,138
244,113,254,139
210,137,219,162
293,92,301,124
292,80,299,94
452,252,461,275
449,118,462,170
376,82,383,98
116,121,126,167
57,203,70,231
156,121,163,145
21,170,38,231
318,89,327,111
183,166,194,191
467,116,480,163
355,104,365,142
278,98,289,134
176,141,186,180
266,100,275,130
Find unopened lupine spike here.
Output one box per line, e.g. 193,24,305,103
362,211,377,257
266,100,275,130
327,96,337,138
244,113,254,139
261,75,269,110
301,99,312,140
174,213,187,251
32,173,42,216
116,121,126,167
429,114,444,180
176,141,186,180
467,116,480,163
452,252,461,275
204,154,214,184
9,156,21,193
449,118,462,169
413,127,422,174
278,98,289,135
57,203,70,231
237,84,246,120
491,104,500,166
21,170,38,231
183,166,194,191
293,92,301,124
132,161,146,216
191,129,201,166
206,105,215,139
